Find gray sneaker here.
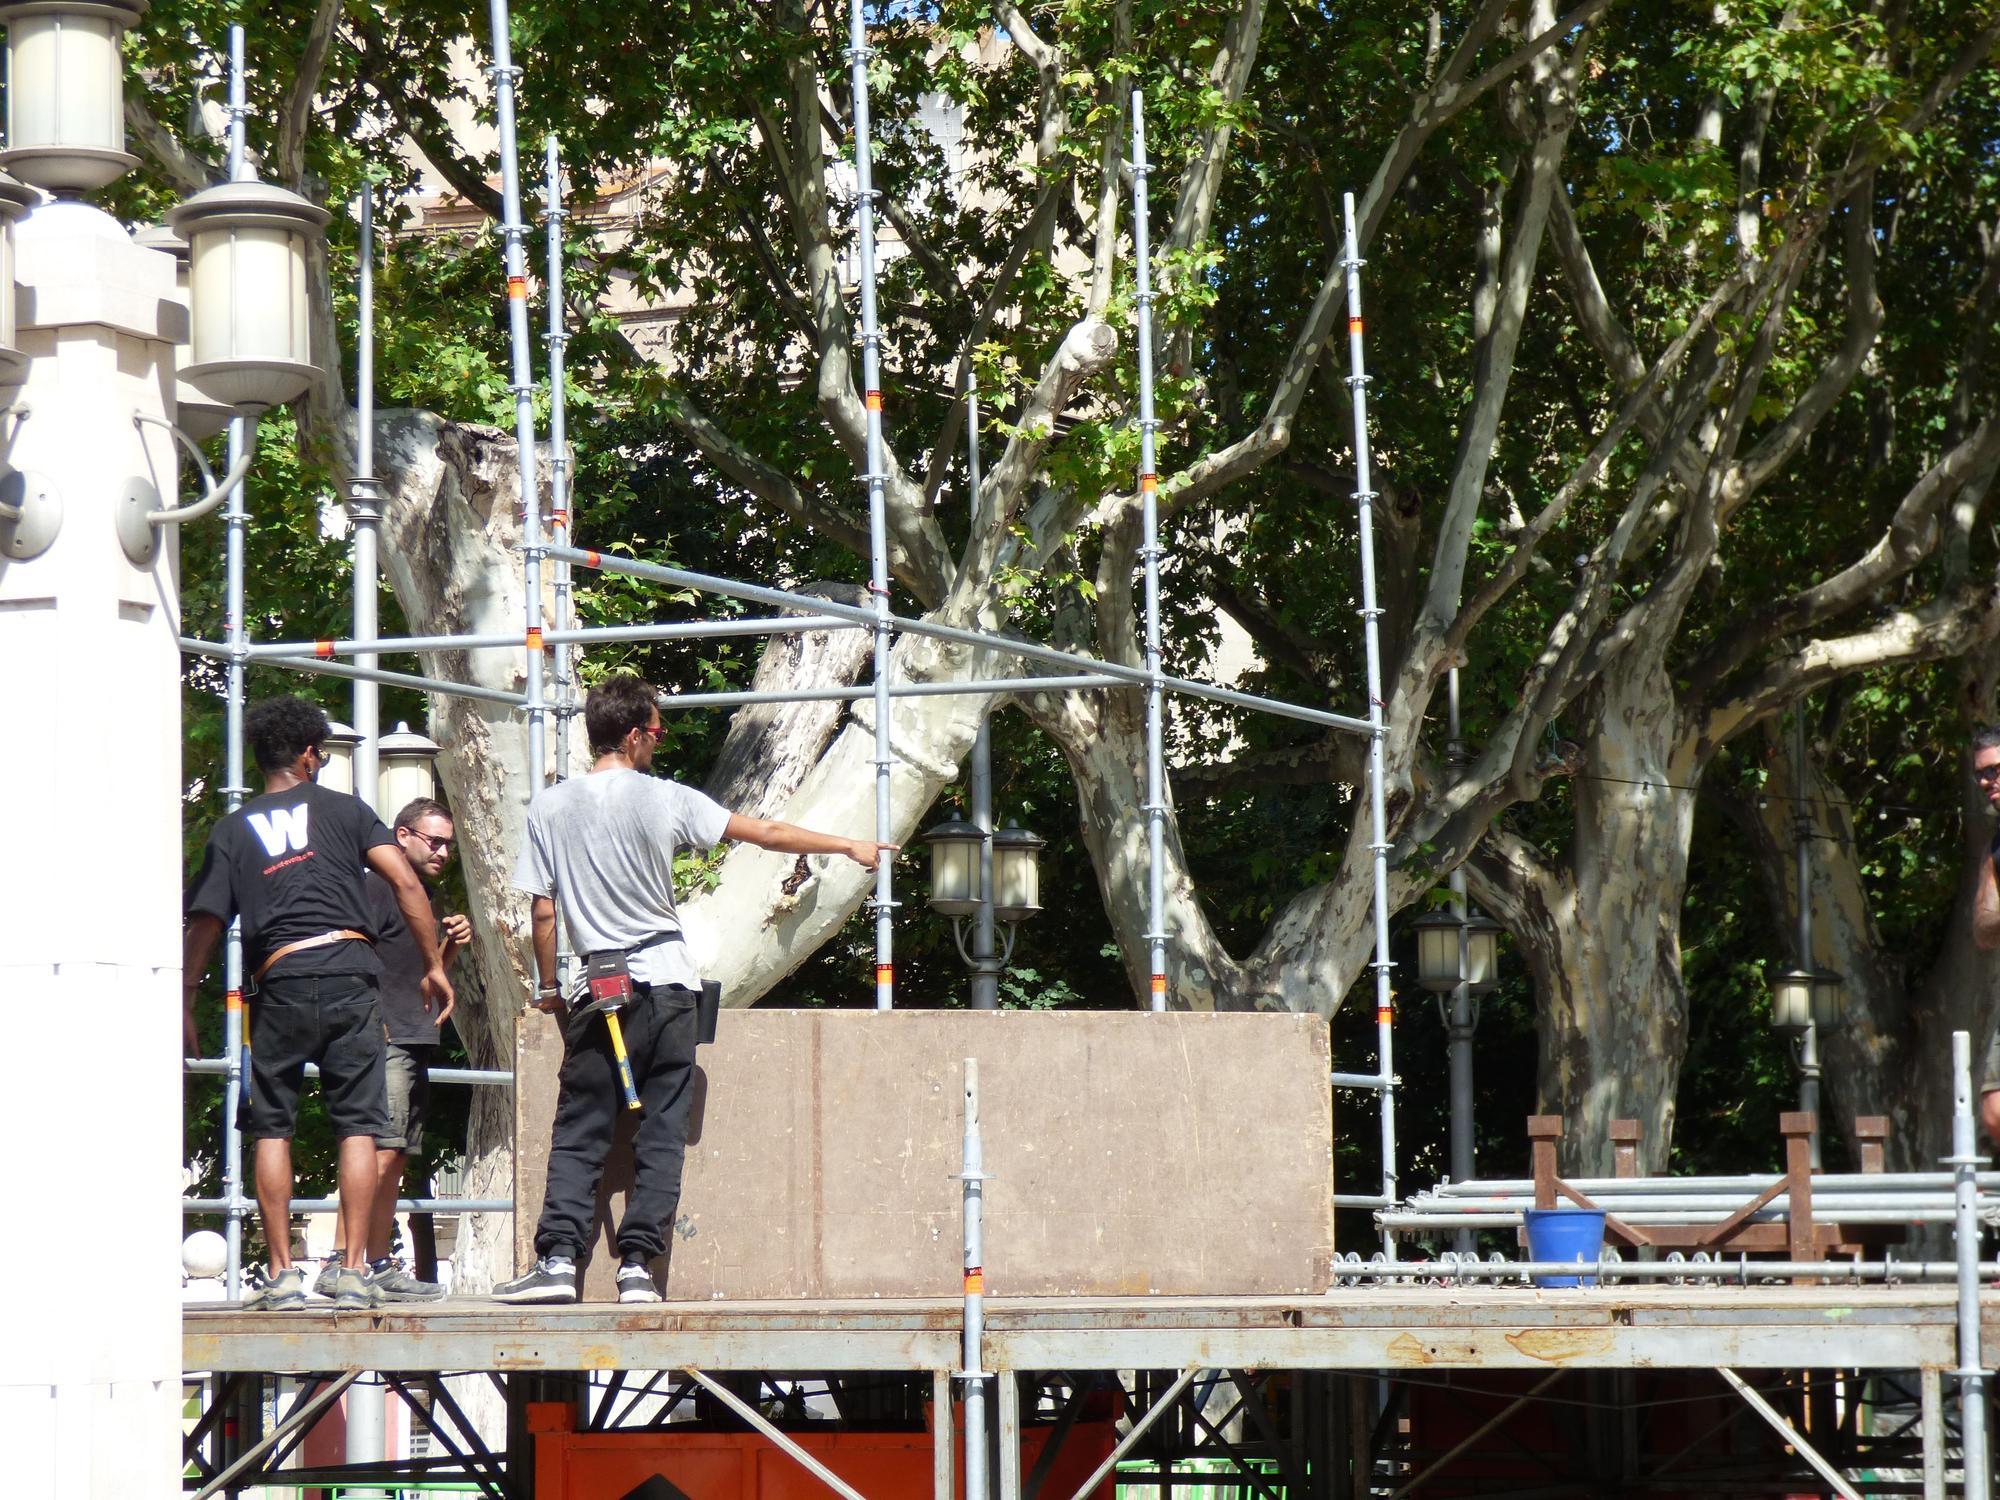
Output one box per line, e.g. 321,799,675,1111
260,1266,308,1311
311,1258,342,1300
369,1260,445,1302
332,1265,380,1311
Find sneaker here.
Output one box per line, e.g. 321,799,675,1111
616,1256,661,1304
493,1257,577,1305
331,1265,380,1311
368,1259,445,1302
260,1265,308,1311
311,1257,342,1301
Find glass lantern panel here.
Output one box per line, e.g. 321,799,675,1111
377,760,435,818
316,745,356,798
194,226,308,362
1771,980,1813,1030
931,839,976,906
1463,930,1496,989
997,844,1038,911
8,12,122,152
1415,925,1457,987
0,224,14,347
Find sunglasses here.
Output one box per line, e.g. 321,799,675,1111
404,828,454,854
1976,765,2000,785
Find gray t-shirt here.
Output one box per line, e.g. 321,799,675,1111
512,768,733,990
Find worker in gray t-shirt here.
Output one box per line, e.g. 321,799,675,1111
497,673,892,1306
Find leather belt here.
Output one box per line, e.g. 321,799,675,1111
252,929,371,985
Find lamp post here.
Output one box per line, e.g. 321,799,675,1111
1774,705,1846,1169
0,13,326,1487
919,815,1044,1003
377,719,442,815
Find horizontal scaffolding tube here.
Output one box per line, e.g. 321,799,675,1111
658,673,1122,713
1430,1171,2000,1196
1331,1071,1392,1091
184,1058,513,1088
548,543,1375,736
1334,1258,2000,1283
237,615,864,657
1382,1208,1974,1228
181,639,529,708
183,1198,512,1214
1404,1190,1986,1213
1333,1193,1395,1209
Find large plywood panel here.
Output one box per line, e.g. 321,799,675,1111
513,1010,1332,1300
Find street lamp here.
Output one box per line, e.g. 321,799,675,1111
167,174,328,412
376,720,441,815
920,814,1044,998
1413,907,1502,995
0,0,145,193
314,718,362,797
992,820,1045,923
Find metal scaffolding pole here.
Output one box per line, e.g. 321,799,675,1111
848,0,896,1009
235,615,864,658
350,189,381,815
1952,1028,1992,1500
545,135,575,782
546,543,1373,735
1445,666,1474,1255
181,640,531,708
966,371,999,1010
958,1060,992,1500
485,0,545,797
1343,191,1399,1254
1794,705,1823,1167
219,23,251,1299
1132,90,1168,1013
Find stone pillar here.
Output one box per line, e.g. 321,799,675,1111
0,197,187,1498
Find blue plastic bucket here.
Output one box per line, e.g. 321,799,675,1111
1522,1207,1606,1287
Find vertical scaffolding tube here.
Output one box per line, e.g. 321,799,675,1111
1342,193,1398,1251
485,0,545,796
545,135,574,782
966,372,999,1011
848,0,895,1009
959,1059,991,1500
1445,667,1474,1253
1132,91,1168,1011
219,23,250,1298
346,183,390,1498
1795,707,1822,1167
1952,1030,1991,1500
351,189,381,813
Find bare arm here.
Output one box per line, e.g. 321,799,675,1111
366,844,454,1018
1976,852,2000,951
723,813,895,871
181,912,223,1057
530,896,560,1011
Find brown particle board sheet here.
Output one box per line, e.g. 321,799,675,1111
512,1009,1333,1301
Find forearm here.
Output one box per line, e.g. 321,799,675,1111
182,915,222,991
730,815,858,859
531,899,559,987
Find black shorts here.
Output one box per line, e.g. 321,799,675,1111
243,974,389,1142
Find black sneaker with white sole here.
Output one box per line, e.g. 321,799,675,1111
616,1256,661,1304
493,1257,578,1305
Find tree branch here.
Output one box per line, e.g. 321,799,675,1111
125,95,216,196
276,0,344,189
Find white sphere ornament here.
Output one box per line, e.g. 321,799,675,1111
182,1229,226,1279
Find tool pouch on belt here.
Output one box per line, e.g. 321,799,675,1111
580,950,634,1019
697,979,721,1047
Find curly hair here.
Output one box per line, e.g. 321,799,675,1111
245,696,330,775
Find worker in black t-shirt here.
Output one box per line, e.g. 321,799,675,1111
183,696,453,1311
313,796,470,1303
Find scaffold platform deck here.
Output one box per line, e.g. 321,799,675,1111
183,1285,1995,1376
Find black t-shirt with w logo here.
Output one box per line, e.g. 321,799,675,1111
186,782,396,980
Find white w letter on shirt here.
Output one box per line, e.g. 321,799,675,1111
247,805,310,857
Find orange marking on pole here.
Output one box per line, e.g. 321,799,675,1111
865,389,884,412
550,509,568,528
1376,1006,1393,1024
964,1269,985,1294
1349,316,1364,337
313,638,334,658
507,276,528,299
876,964,895,987
584,550,601,568
1150,974,1167,995
526,627,544,651
225,990,243,1012
1140,473,1158,493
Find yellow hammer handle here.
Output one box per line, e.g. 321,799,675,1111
605,1010,642,1111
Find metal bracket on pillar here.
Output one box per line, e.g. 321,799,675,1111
0,467,60,559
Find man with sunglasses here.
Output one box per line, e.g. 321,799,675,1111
1971,729,2000,1147
313,797,471,1302
496,673,893,1305
183,695,452,1311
